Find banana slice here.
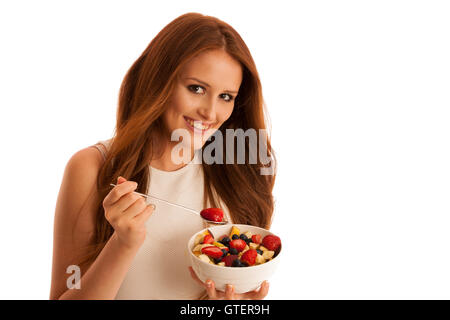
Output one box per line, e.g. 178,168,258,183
262,250,274,260
249,243,259,250
198,254,211,264
256,254,265,265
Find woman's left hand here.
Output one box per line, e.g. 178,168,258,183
188,266,269,300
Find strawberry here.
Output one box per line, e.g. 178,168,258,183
229,239,247,252
251,234,262,244
223,254,239,267
262,235,281,251
202,234,214,244
201,246,224,259
200,208,224,222
241,249,257,266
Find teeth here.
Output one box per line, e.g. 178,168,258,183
186,117,211,130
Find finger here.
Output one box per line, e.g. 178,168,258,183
111,192,143,213
249,281,270,300
103,180,138,207
121,196,148,219
205,280,218,300
107,193,145,223
224,284,235,300
133,204,155,225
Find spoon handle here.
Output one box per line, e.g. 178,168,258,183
109,183,199,215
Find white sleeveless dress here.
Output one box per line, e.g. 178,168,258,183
91,139,233,299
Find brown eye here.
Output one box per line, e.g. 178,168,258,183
221,93,234,102
188,84,234,102
188,85,204,94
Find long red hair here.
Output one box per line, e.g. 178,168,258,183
78,12,277,270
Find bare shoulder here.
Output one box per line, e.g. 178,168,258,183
66,146,105,180
57,146,106,226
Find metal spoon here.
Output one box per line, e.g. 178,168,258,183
109,183,229,225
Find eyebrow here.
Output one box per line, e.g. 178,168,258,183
185,77,239,94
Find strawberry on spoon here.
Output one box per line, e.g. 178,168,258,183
200,208,224,223
109,183,228,224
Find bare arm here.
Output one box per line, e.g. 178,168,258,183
50,147,147,300
57,232,139,300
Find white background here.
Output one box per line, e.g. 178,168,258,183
0,0,449,299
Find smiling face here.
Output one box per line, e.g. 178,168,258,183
162,49,243,154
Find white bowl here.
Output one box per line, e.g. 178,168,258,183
187,224,282,294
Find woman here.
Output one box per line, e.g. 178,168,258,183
50,12,276,300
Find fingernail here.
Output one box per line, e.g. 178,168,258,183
206,281,212,287
148,204,156,210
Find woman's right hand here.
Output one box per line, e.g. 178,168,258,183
103,176,155,250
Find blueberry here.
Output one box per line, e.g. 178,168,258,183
229,248,238,255
232,234,239,240
214,258,223,264
221,249,228,257
233,259,248,267
256,249,263,255
245,239,252,245
239,234,248,241
232,259,243,267
220,237,231,246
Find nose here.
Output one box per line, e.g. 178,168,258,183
197,98,217,122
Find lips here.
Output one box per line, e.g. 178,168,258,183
183,116,213,133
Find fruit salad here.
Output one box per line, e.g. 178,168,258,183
191,225,281,267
